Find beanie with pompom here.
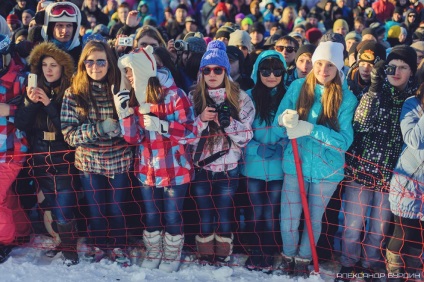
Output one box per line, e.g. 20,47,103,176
199,40,231,76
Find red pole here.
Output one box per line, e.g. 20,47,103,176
291,139,320,274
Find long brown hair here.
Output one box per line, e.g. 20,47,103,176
71,40,119,120
128,76,164,107
192,73,240,149
296,70,342,131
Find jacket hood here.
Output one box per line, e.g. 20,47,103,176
118,46,157,104
41,2,81,51
250,50,287,84
28,42,74,81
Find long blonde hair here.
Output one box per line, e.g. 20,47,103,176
296,70,342,131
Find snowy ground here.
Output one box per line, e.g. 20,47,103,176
0,235,340,282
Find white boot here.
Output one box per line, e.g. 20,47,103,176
158,232,184,273
141,230,163,269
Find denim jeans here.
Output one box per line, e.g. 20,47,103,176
340,181,391,269
140,183,188,235
79,172,130,248
245,177,283,254
190,168,239,237
42,186,77,225
280,174,338,259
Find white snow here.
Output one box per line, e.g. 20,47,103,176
0,235,339,282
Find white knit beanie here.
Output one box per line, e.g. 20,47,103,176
311,41,345,73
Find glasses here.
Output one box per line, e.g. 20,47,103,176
409,14,417,18
50,4,77,17
202,67,225,75
237,45,248,51
84,59,107,68
138,42,159,48
275,46,296,53
259,68,284,77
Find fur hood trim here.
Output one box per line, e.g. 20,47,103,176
28,42,74,81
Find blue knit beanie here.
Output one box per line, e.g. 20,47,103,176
199,40,231,76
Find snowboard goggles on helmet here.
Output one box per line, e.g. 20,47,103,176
50,3,78,18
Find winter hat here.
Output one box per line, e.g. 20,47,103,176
200,40,231,76
289,31,303,39
333,19,349,32
7,14,19,24
394,7,403,15
312,41,344,73
345,31,361,42
411,41,424,53
357,41,386,65
235,13,245,22
241,17,253,27
295,44,316,62
263,34,282,48
386,45,418,74
186,36,207,53
305,28,322,44
388,25,401,38
183,31,203,41
251,22,265,34
175,4,188,12
27,25,44,45
263,13,276,23
229,29,252,52
93,24,109,37
215,26,234,40
118,46,157,103
370,22,385,37
23,9,35,18
362,28,377,39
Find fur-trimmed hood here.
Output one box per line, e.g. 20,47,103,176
28,42,74,81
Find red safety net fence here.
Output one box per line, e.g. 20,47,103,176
1,130,423,281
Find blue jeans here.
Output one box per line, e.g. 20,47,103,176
191,168,239,237
340,181,391,269
280,174,338,260
42,187,77,225
140,184,188,235
245,177,283,254
79,172,130,248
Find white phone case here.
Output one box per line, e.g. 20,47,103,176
28,73,37,89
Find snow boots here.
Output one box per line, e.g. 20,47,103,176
141,230,163,269
56,220,79,266
159,233,184,273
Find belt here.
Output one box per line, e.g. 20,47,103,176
43,131,56,141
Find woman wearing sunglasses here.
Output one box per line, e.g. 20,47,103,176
240,50,287,273
189,40,255,264
15,42,80,266
116,46,196,273
273,41,357,277
60,41,133,264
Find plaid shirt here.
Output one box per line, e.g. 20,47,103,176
61,84,133,176
0,56,28,164
121,85,197,187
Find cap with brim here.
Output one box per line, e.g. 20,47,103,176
263,34,283,48
289,31,303,39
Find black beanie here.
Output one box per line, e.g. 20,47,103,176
295,44,316,62
387,45,418,74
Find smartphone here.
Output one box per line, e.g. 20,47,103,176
118,37,134,47
28,73,37,89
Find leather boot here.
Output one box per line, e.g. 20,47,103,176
195,233,215,263
215,233,233,263
403,246,422,278
57,220,79,266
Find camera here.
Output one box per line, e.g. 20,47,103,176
174,40,189,52
209,102,231,128
118,37,134,47
385,65,396,75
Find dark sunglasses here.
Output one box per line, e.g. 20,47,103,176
84,59,107,68
259,68,284,77
202,67,225,75
409,14,417,18
275,46,296,53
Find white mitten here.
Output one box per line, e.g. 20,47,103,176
138,103,152,114
278,109,299,128
112,85,133,119
286,120,314,139
143,115,169,134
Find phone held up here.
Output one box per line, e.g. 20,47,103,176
28,73,37,90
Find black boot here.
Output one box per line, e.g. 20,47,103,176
403,246,422,278
57,220,79,266
0,245,13,264
245,247,262,271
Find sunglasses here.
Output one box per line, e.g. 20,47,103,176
259,68,284,77
50,4,77,17
409,14,416,18
84,59,107,68
202,67,225,75
275,46,296,53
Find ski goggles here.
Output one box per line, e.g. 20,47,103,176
259,68,284,77
50,4,78,18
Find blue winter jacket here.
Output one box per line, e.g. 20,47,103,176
272,78,358,183
389,96,424,220
240,50,287,181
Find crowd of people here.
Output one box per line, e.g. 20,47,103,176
1,0,424,280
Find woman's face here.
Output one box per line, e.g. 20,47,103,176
387,59,412,90
260,68,282,88
296,53,313,78
84,51,108,81
313,60,338,84
203,64,225,89
42,56,62,83
137,35,160,48
125,67,134,88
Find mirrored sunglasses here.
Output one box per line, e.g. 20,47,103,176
84,59,107,68
275,46,296,53
202,67,225,75
259,68,284,77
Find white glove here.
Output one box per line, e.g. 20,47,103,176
286,120,314,139
143,115,169,134
138,103,152,114
278,109,299,128
112,85,133,119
